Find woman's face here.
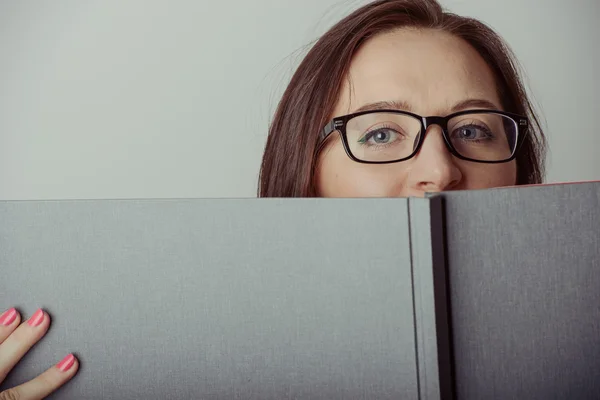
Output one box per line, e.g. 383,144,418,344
315,28,517,197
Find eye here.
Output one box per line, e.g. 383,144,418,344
358,128,402,146
452,124,493,141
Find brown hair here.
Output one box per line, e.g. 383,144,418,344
258,0,547,197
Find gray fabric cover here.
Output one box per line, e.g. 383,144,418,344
433,182,600,399
0,198,448,399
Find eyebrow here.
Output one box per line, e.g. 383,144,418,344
352,98,501,114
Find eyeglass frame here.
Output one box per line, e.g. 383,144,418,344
318,108,529,164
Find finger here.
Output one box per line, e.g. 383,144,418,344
0,309,50,383
0,354,79,400
0,308,22,344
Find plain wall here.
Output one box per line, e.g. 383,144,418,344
1,0,598,200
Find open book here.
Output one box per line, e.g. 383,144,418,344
1,181,599,399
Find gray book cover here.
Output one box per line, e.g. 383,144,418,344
0,197,451,399
432,181,600,399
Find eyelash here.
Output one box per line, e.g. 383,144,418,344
453,123,494,142
358,124,400,147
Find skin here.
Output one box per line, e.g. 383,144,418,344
316,28,517,197
0,308,78,399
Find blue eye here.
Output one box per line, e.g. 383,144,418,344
452,124,493,141
358,128,402,146
370,129,396,143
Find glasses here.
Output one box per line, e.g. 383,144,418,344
319,109,528,164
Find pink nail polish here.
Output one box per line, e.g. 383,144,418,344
56,354,75,372
0,308,17,326
27,309,45,327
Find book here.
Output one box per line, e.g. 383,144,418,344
0,197,451,399
431,181,600,399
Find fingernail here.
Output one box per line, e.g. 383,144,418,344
0,308,17,326
56,354,76,372
27,308,45,327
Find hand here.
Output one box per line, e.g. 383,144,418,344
0,307,78,400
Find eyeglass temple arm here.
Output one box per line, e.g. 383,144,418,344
320,120,336,142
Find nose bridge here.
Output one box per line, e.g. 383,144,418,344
419,115,450,151
409,115,462,192
422,116,447,132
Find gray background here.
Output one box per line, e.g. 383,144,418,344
1,0,599,201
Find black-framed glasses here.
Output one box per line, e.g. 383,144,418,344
319,109,528,164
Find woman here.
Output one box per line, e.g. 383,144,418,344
0,0,546,398
258,0,546,197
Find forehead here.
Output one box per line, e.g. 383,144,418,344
336,28,502,115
